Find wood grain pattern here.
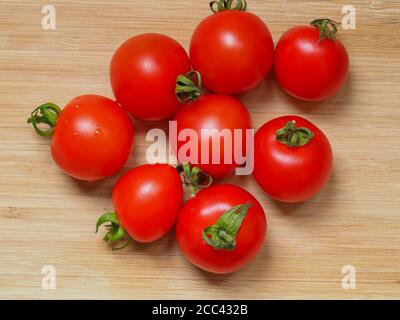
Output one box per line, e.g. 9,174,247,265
0,0,399,299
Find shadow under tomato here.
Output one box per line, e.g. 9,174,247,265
107,227,178,256
68,169,125,197
192,248,274,288
238,73,277,105
268,167,338,218
132,117,170,134
275,71,354,116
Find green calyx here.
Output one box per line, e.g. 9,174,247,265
311,18,340,41
176,71,202,104
177,164,213,196
203,202,253,250
95,212,131,251
210,0,247,13
27,103,61,137
276,120,314,147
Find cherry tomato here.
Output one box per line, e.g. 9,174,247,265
173,94,252,178
189,3,274,94
28,95,134,181
110,33,191,121
253,115,333,203
176,184,267,274
274,19,349,101
97,164,183,245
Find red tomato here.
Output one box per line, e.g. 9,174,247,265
274,19,349,101
110,33,191,121
28,95,134,181
253,115,333,203
173,94,252,178
97,164,183,244
190,6,274,94
176,184,267,274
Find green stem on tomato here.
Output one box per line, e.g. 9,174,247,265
276,120,314,147
27,103,62,137
209,0,247,13
175,71,202,104
202,202,253,250
177,163,213,196
95,212,131,251
311,18,340,42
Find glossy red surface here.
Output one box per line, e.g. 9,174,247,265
176,184,267,274
51,94,134,181
274,26,349,101
111,33,191,120
113,164,183,243
253,115,333,203
190,10,274,94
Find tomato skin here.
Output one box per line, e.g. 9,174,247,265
173,94,252,178
253,116,333,203
274,26,349,101
51,95,134,181
190,10,274,94
176,184,267,274
112,164,183,243
110,33,191,121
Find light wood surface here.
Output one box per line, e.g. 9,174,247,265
1,0,399,300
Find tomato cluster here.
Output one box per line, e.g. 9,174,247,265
28,0,348,274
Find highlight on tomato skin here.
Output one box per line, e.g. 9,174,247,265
96,164,184,248
110,33,191,121
27,94,134,182
176,184,267,274
253,115,333,203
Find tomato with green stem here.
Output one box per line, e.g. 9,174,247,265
27,94,134,182
174,72,253,179
274,19,349,101
110,33,191,121
253,115,333,203
189,0,274,94
173,93,252,178
96,164,184,247
176,184,267,274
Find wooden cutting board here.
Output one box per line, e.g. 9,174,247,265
0,0,399,299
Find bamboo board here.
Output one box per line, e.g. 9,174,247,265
0,0,399,299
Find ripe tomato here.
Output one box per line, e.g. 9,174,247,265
274,19,349,101
28,95,134,181
176,184,267,274
253,115,333,203
110,33,191,121
96,164,183,245
173,94,252,178
189,2,274,94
